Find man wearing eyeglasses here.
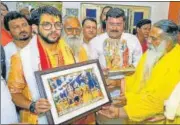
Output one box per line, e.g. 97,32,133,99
63,16,89,63
7,6,75,124
4,11,32,80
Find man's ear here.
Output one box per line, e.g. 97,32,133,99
166,40,174,52
136,27,140,33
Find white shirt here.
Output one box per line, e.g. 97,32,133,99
1,76,18,124
82,42,91,59
4,42,19,80
164,82,180,120
89,32,142,69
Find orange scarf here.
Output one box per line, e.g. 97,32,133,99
37,37,64,70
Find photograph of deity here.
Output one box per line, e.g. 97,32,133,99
35,60,111,124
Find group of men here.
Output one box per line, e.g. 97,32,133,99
1,2,180,124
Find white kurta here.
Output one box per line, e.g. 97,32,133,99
89,32,142,68
164,82,180,120
4,42,18,80
1,76,18,124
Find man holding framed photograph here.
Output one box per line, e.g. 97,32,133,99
89,7,142,124
7,6,94,124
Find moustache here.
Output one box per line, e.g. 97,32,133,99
19,31,28,35
49,31,59,36
67,35,80,39
110,30,119,33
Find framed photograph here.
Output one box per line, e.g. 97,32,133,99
65,8,79,17
35,59,111,124
16,1,62,11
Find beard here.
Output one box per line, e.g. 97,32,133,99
38,29,60,44
143,40,167,82
65,35,82,56
14,31,31,41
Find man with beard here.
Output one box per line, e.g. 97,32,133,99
135,19,151,53
98,6,112,34
1,2,13,46
7,6,75,124
98,20,180,124
63,16,96,124
63,16,88,62
4,11,32,79
82,17,97,59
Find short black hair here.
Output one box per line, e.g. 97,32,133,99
1,2,9,11
82,17,97,27
30,6,62,26
106,8,125,21
136,19,151,28
4,11,30,31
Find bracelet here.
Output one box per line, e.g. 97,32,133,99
29,101,36,113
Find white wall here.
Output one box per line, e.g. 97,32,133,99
63,2,169,24
4,1,169,24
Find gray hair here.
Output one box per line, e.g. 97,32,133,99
154,19,178,45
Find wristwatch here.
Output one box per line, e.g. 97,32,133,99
29,101,36,113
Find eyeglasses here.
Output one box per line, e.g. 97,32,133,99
65,27,81,33
40,22,63,30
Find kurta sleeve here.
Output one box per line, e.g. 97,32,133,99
7,53,26,94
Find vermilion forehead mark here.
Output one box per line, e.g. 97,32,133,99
41,14,60,23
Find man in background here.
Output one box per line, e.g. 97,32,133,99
63,16,88,62
4,11,32,79
1,2,13,46
82,17,97,58
135,19,151,53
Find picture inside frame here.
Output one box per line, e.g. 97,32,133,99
47,68,104,117
35,60,111,124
